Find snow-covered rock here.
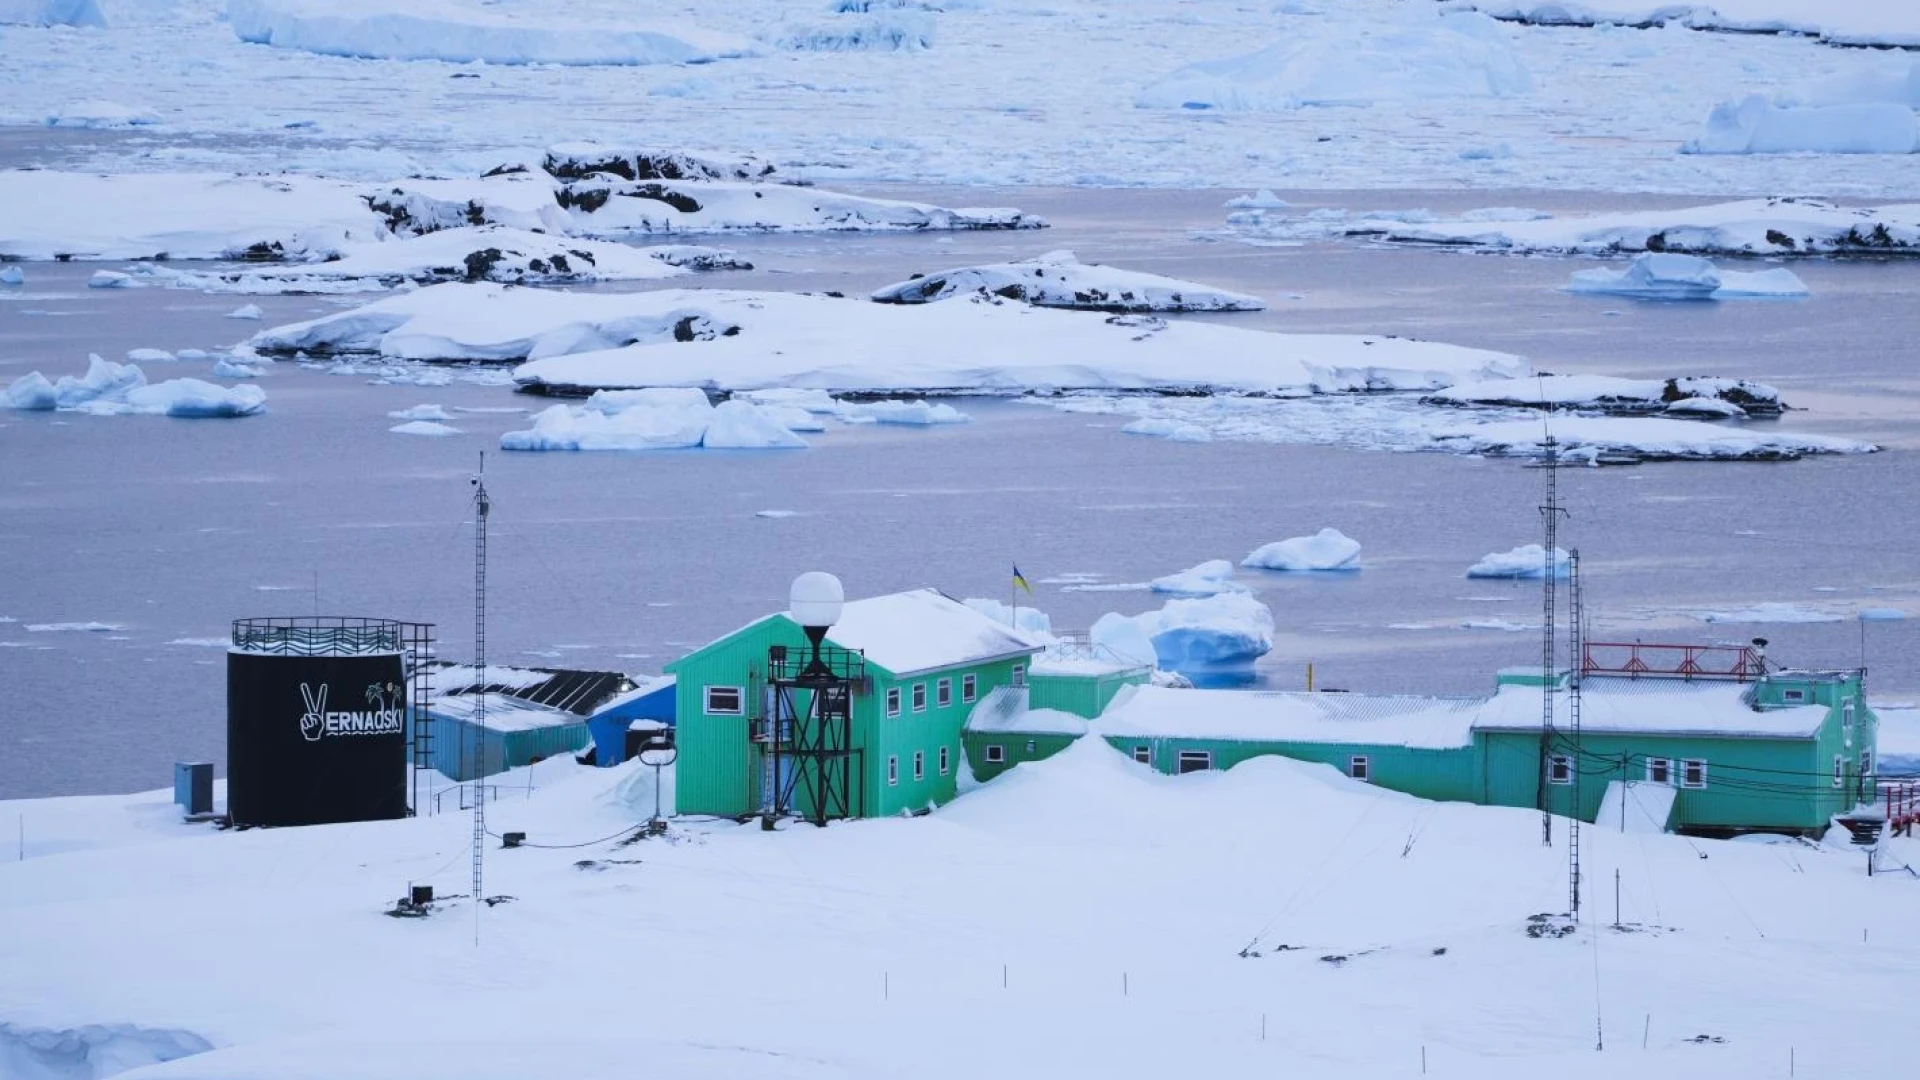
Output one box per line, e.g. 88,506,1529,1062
1242,528,1362,572
548,177,1041,235
1150,559,1245,597
226,0,761,66
243,283,1526,397
1685,95,1918,156
871,250,1264,312
1568,253,1809,299
1427,374,1783,416
1137,9,1528,111
1127,592,1275,674
1242,198,1920,257
1431,415,1874,462
1467,544,1569,580
540,145,776,183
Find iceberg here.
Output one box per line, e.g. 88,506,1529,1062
0,0,104,27
1129,592,1275,676
500,388,806,452
701,400,808,449
1685,95,1919,156
1150,559,1245,597
1568,253,1810,300
963,599,1055,640
1467,544,1569,580
1243,528,1362,572
390,420,462,436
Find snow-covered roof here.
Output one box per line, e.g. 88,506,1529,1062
1473,677,1829,739
428,692,585,734
589,675,675,715
823,588,1046,677
1097,685,1483,750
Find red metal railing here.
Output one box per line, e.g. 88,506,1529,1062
1581,642,1764,682
1885,780,1918,837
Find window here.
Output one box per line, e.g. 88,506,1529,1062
984,744,1005,764
1133,745,1152,765
1025,739,1037,754
1844,701,1855,728
1177,750,1211,774
1681,759,1708,789
937,678,953,708
704,686,743,715
887,755,899,786
962,674,977,703
912,683,927,713
1783,688,1807,704
1833,755,1845,789
1349,755,1370,782
886,687,901,718
913,750,925,781
1548,755,1572,785
1011,663,1027,688
1646,758,1672,786
939,746,950,775
1861,749,1874,781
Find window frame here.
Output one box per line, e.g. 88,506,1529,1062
1348,755,1371,782
887,755,899,786
1833,754,1846,789
984,744,1005,764
1547,754,1573,786
1843,700,1855,729
1646,757,1672,786
1011,662,1027,688
885,687,901,718
913,750,925,781
1782,688,1807,704
938,746,950,776
1680,758,1708,789
911,682,928,713
1177,750,1212,775
962,674,978,703
1132,745,1152,765
704,685,744,716
936,677,953,708
1861,748,1874,781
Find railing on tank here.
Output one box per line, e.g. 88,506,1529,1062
232,616,405,656
765,641,867,683
1580,641,1763,682
1883,779,1918,837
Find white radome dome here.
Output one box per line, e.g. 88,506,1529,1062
789,571,844,629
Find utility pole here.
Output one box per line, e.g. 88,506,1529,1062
471,452,491,944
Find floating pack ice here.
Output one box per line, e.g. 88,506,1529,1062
1568,253,1809,300
1149,559,1245,597
1466,544,1569,580
1242,528,1362,572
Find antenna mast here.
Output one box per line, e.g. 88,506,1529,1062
1538,435,1568,847
1568,549,1583,920
471,452,491,942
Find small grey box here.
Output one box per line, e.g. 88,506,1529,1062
174,761,213,816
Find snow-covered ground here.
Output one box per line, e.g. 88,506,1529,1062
240,283,1526,396
5,0,1920,194
3,740,1916,1079
1221,199,1920,256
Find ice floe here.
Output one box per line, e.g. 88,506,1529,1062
41,99,159,128
6,355,265,417
1567,253,1809,299
1452,0,1920,48
1223,198,1920,257
242,283,1523,396
0,266,22,285
1430,415,1875,462
390,420,461,436
1137,8,1529,111
227,0,761,66
870,250,1265,312
778,10,934,51
389,404,453,421
1427,375,1783,416
1243,528,1362,572
1149,559,1245,598
1687,96,1917,156
1467,544,1569,580
500,388,804,452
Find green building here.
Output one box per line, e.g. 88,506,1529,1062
965,644,1154,783
667,588,1049,819
982,644,1878,836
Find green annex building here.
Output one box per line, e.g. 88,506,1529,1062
668,587,1055,820
986,642,1879,835
965,643,1154,783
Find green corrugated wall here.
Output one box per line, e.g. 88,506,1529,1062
1105,735,1479,802
1028,669,1150,720
963,730,1078,782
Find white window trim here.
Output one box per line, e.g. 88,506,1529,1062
936,677,952,708
887,755,899,786
961,674,977,703
1349,755,1370,782
1783,688,1807,703
913,750,925,781
1547,754,1573,786
1680,758,1708,789
1646,757,1673,786
1861,749,1874,778
1177,750,1212,774
911,682,927,713
1011,662,1026,688
704,685,744,716
984,744,1005,764
1833,754,1845,789
885,687,901,718
1132,745,1151,765
938,746,950,776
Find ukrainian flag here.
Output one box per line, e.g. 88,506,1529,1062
1012,565,1033,595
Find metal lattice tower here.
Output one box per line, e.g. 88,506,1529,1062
1568,549,1584,920
471,453,490,939
1537,435,1566,847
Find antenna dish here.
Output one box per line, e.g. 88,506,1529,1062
790,572,844,630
